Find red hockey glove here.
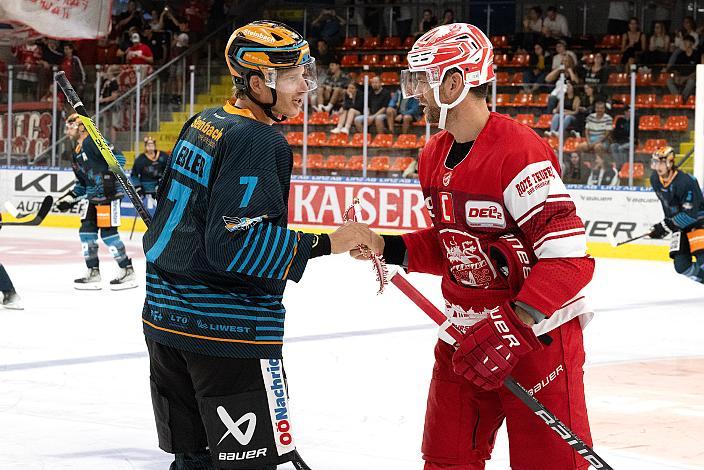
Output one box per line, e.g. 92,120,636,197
452,302,543,390
488,233,537,298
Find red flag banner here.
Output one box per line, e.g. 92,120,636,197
0,0,112,40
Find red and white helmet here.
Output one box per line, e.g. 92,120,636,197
401,23,494,128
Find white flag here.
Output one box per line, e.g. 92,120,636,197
0,0,111,40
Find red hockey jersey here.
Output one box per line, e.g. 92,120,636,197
402,113,594,336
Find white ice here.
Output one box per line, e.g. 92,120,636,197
1,226,703,470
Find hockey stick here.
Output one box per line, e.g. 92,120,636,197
0,196,54,228
606,230,651,247
388,271,613,470
54,72,152,227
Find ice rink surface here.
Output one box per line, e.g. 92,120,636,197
1,226,703,470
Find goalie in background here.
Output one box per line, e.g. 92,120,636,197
649,146,704,283
130,136,168,216
56,113,137,290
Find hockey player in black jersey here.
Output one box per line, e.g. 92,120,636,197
130,136,168,200
142,21,382,470
56,113,136,290
649,146,704,283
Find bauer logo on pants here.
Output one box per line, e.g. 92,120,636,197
216,408,257,446
261,358,296,457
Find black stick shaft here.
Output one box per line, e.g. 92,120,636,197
54,71,152,227
616,232,650,246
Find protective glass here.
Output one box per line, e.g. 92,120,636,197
400,67,441,98
261,60,318,93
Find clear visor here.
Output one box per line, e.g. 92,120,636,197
400,67,441,98
651,156,666,169
260,60,318,94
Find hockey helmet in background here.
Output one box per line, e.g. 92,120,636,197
144,135,157,149
651,146,676,169
65,113,85,131
400,23,495,128
225,21,317,94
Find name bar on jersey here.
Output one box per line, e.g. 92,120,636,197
171,140,213,187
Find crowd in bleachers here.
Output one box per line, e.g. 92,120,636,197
284,4,701,184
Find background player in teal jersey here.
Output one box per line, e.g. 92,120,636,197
57,113,136,290
649,146,704,283
142,21,382,470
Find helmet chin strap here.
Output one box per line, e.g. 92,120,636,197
245,88,288,123
434,83,472,129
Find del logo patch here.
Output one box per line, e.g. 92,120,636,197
465,201,506,228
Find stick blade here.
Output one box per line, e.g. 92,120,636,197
606,230,618,247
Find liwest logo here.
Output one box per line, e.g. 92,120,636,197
216,407,256,446
465,201,505,228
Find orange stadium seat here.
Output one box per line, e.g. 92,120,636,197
658,95,682,108
341,55,360,67
491,35,509,48
608,73,628,85
654,72,672,86
597,34,621,48
612,93,630,106
619,162,645,180
493,53,509,66
495,93,512,106
362,36,380,49
293,153,302,169
403,36,415,48
306,153,325,169
286,132,303,146
371,134,393,147
362,54,380,66
686,96,696,109
309,111,332,125
393,134,418,149
346,155,364,170
639,138,668,153
495,72,510,85
342,37,361,50
380,71,399,85
563,137,586,152
368,156,390,171
515,114,535,126
325,155,347,170
382,36,401,49
417,135,426,147
382,54,401,67
390,156,414,172
636,94,657,108
663,115,688,131
534,114,552,129
531,94,549,107
636,72,653,86
349,133,372,147
356,71,376,85
638,115,662,131
287,113,304,125
326,132,349,147
606,53,622,65
511,72,524,85
306,132,327,146
543,135,559,149
510,53,530,67
512,93,532,107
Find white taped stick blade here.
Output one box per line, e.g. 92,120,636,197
606,230,618,247
4,201,19,218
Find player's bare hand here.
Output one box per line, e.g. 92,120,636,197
329,222,378,254
349,230,384,259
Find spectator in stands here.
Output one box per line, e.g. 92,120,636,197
180,0,206,39
620,17,647,67
148,9,164,31
545,80,580,136
61,43,86,96
608,1,632,35
354,75,390,134
577,100,613,155
576,83,598,129
414,9,438,39
542,6,570,43
120,33,155,66
563,152,587,184
386,91,421,135
37,38,63,97
550,39,578,70
116,0,144,34
586,153,619,186
609,113,633,168
313,59,350,113
403,154,419,178
546,53,583,85
311,8,346,47
645,21,671,67
142,26,167,64
12,39,42,100
99,65,122,143
167,33,189,105
315,39,335,68
393,1,414,39
439,9,455,26
665,34,700,102
161,6,183,34
673,16,698,51
584,52,609,88
522,42,550,92
517,6,543,50
331,82,363,134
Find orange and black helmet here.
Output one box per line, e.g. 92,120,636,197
652,146,676,168
225,20,312,91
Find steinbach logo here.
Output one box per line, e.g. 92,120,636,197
465,201,506,228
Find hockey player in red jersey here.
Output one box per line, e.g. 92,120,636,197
363,23,597,469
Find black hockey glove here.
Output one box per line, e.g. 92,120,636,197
102,172,118,199
649,221,672,239
56,190,79,212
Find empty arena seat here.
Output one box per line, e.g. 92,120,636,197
495,93,512,106
658,95,682,108
402,36,415,48
393,134,418,148
512,93,532,107
370,134,393,147
638,115,662,131
495,72,510,85
606,53,622,64
663,115,688,132
341,54,360,67
635,94,657,107
515,114,535,126
362,36,380,49
618,162,645,179
380,71,399,85
368,156,390,171
493,54,509,66
325,154,347,170
308,111,332,125
285,132,303,146
326,133,349,147
346,155,364,170
534,114,552,129
531,94,549,107
382,36,401,49
608,72,628,85
306,132,327,146
639,138,668,153
293,153,302,169
355,71,376,84
381,54,401,67
509,53,530,67
390,156,414,172
361,54,380,66
342,37,361,50
349,133,372,147
491,35,510,48
305,153,324,169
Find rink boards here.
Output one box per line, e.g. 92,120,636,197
0,167,669,261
